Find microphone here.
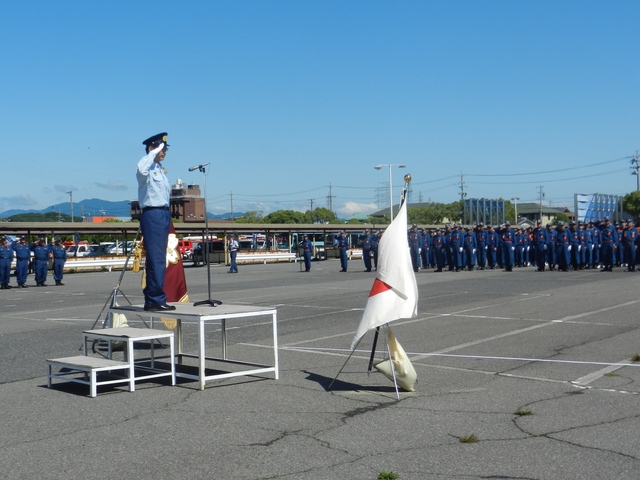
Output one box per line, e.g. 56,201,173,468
188,163,209,172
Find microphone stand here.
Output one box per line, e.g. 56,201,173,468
192,164,222,307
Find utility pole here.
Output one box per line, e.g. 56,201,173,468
459,172,467,224
327,184,335,217
67,190,73,223
229,192,234,222
537,186,545,222
631,151,640,191
309,199,314,211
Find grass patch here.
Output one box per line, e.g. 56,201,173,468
459,434,478,443
514,408,532,416
378,472,399,480
604,372,620,377
631,353,640,362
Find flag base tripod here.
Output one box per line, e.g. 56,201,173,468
328,324,400,400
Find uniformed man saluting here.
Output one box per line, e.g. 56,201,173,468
137,132,176,312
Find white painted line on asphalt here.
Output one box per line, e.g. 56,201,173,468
573,359,636,385
282,345,640,369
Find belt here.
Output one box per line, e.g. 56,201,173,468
142,206,170,212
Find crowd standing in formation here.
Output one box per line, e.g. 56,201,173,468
0,236,67,289
354,216,640,274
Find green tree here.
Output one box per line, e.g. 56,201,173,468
306,207,337,224
263,210,307,224
234,210,264,223
623,191,640,218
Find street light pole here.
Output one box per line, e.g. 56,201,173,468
511,197,520,224
374,163,406,220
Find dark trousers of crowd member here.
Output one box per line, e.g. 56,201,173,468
600,241,614,271
34,259,48,284
303,251,311,271
463,245,476,270
451,246,464,271
502,243,514,271
15,258,29,285
410,246,420,272
546,243,556,270
52,259,65,284
372,249,378,270
433,247,445,272
476,244,486,269
486,246,497,269
363,248,372,271
592,244,600,267
584,243,593,268
140,207,170,307
339,247,348,271
624,244,636,271
557,244,571,271
0,259,10,286
229,249,238,273
420,248,429,269
535,245,547,271
570,245,581,270
515,245,524,266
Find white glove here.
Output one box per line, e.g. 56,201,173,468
543,245,547,250
150,142,165,156
527,246,530,251
459,247,463,253
568,245,572,251
418,248,422,254
484,246,488,250
511,246,515,251
472,249,476,254
578,245,581,251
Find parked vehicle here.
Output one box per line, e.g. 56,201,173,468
177,239,194,259
192,240,224,264
65,244,93,258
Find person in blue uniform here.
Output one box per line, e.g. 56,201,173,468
137,132,175,311
532,220,549,272
0,236,14,289
432,228,446,272
301,234,312,272
361,229,373,272
337,231,349,272
546,223,557,270
622,219,637,271
30,238,50,286
514,228,525,267
568,221,581,270
600,217,616,271
501,221,515,272
228,234,239,273
11,236,30,288
590,220,601,269
449,224,464,272
556,222,571,272
485,225,499,269
50,237,67,286
463,226,476,271
371,230,381,271
475,224,487,270
420,228,431,269
408,224,421,273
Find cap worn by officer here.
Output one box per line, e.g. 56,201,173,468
142,132,169,150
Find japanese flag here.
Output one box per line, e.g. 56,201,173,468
351,196,418,350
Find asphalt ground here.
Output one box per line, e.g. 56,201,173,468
1,258,640,479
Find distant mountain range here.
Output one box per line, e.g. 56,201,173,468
0,198,241,220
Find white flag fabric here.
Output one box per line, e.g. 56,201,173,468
350,196,418,350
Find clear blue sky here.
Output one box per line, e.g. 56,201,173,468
2,1,639,218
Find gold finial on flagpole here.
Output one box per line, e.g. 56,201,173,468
404,174,412,184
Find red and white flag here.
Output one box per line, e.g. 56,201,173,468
351,196,418,350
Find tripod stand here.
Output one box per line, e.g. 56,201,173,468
190,163,222,307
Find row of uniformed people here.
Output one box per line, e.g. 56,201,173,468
401,217,635,274
0,236,67,288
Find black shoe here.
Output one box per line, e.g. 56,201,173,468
144,304,177,312
0,285,5,290
364,269,371,272
20,284,28,288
